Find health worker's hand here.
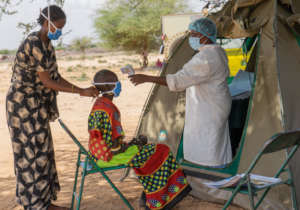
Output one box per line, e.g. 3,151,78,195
128,74,149,86
80,86,99,97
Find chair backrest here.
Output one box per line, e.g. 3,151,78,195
261,130,300,154
58,119,89,155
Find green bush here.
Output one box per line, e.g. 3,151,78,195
98,59,107,64
94,0,187,54
66,56,73,61
0,49,15,55
77,73,89,81
71,37,93,54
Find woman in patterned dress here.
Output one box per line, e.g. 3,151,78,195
6,5,98,210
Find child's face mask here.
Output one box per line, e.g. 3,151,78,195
92,81,122,97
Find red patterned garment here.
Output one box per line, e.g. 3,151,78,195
88,97,191,209
88,97,125,161
129,144,191,209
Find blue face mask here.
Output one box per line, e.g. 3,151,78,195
111,81,122,97
48,27,62,40
92,81,122,97
40,7,63,40
189,37,201,51
188,36,208,51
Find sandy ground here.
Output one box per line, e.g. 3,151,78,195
0,51,243,210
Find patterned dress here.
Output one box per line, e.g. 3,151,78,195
88,97,191,209
6,32,60,210
88,97,126,161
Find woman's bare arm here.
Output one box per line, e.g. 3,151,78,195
38,71,98,97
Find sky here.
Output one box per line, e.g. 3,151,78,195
0,0,205,50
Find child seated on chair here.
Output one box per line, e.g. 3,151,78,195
88,69,191,210
88,69,143,166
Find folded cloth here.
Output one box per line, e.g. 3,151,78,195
96,145,139,168
229,70,254,97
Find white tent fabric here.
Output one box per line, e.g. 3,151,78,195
135,0,300,208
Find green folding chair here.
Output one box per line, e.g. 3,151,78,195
58,119,134,210
222,130,300,210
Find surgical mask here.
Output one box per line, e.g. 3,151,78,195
40,7,62,40
47,25,62,40
93,81,122,97
188,36,208,51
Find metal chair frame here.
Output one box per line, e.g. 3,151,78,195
222,130,300,210
58,119,134,210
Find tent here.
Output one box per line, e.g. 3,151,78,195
161,13,202,38
135,0,300,208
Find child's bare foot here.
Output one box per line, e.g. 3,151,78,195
129,135,148,148
48,204,69,210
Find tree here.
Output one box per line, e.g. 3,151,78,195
94,0,187,68
0,0,65,37
0,0,65,19
201,0,228,13
0,0,19,19
71,36,93,59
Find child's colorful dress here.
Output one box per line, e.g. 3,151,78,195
88,97,191,209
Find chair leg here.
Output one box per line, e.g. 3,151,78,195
288,168,298,210
255,187,268,209
71,150,81,210
223,191,238,209
255,176,298,210
291,182,298,210
76,156,88,210
223,179,246,210
119,167,130,182
246,174,255,210
255,148,299,210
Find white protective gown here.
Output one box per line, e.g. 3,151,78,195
166,44,232,166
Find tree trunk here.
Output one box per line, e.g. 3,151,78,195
142,51,148,68
141,40,148,68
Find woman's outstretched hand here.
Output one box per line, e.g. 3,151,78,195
128,74,149,86
80,86,99,97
